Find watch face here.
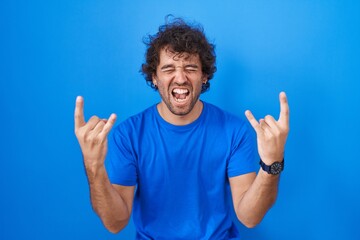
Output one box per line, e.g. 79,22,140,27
270,162,283,175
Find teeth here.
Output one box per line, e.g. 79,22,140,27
174,97,187,102
173,88,189,94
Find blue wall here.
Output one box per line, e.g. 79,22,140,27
1,0,359,239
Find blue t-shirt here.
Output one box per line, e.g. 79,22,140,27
106,101,257,239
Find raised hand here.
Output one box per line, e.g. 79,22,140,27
245,92,290,165
74,96,117,173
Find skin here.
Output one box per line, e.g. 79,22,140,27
74,97,135,233
152,47,208,125
230,92,289,227
74,46,290,232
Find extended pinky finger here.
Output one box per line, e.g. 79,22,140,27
245,110,261,133
101,113,117,136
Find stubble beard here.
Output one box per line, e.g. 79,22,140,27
159,84,202,116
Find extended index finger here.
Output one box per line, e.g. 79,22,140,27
74,96,85,130
278,92,289,125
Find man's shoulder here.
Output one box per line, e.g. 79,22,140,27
113,104,156,132
203,101,247,126
127,104,156,122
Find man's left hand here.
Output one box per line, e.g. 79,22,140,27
245,92,290,165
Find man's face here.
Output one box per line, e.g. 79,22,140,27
153,47,207,116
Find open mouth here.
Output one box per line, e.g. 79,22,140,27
172,88,190,103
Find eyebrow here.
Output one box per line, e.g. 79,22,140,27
160,64,175,70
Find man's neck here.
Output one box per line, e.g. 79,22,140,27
157,100,203,126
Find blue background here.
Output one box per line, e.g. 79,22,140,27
1,0,359,239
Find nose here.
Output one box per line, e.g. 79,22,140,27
174,67,187,84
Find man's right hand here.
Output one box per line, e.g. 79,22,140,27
74,96,117,175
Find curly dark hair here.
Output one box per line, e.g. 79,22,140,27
141,17,216,93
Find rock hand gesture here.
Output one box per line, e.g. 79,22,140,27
245,92,290,166
74,96,117,175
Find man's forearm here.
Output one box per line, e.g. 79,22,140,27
86,165,130,233
236,169,280,228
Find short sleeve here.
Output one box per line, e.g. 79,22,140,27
105,124,138,186
227,121,258,178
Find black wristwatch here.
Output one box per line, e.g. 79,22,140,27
259,158,284,175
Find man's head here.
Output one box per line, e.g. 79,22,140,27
141,17,216,93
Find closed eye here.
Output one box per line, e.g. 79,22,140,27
185,65,199,72
161,66,175,73
160,64,199,73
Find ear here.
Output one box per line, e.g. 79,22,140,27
202,75,208,84
152,73,157,86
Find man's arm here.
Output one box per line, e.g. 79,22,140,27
87,166,135,233
230,92,289,228
74,96,135,233
229,170,279,228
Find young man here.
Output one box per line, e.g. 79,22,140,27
74,18,289,239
